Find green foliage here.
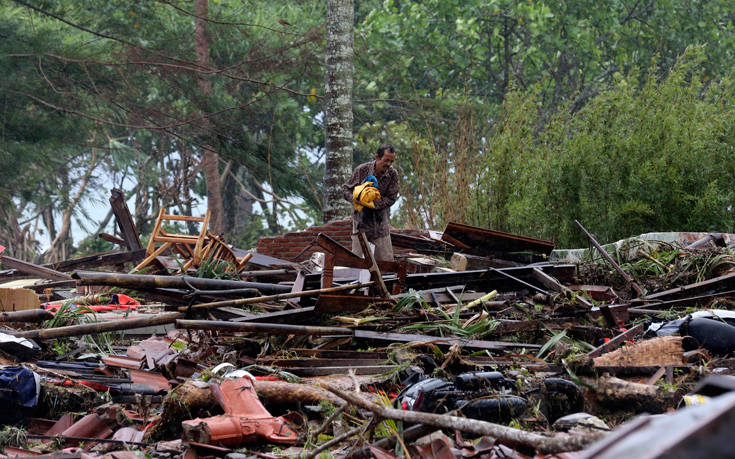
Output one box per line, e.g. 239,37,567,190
43,302,89,329
522,47,735,246
537,330,567,359
395,47,735,246
1,0,327,258
4,0,735,257
0,426,27,448
400,304,500,339
392,290,426,312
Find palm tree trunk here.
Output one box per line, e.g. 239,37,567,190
322,0,354,223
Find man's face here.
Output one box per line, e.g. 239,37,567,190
375,151,396,176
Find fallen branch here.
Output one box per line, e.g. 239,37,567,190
13,312,184,339
0,309,53,322
307,423,367,459
310,405,347,441
325,386,604,454
254,379,347,407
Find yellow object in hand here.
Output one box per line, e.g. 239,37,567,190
352,182,382,211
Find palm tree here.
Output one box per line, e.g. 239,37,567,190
322,0,354,223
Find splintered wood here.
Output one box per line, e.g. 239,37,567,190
593,335,685,367
134,208,251,276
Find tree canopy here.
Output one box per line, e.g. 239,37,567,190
2,0,735,260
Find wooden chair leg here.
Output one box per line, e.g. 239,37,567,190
133,241,172,273
146,208,165,255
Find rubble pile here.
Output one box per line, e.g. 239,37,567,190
1,194,735,458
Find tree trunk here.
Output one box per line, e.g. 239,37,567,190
322,0,354,223
223,165,255,242
195,0,224,235
45,150,98,262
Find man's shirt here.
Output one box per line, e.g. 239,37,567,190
341,161,399,239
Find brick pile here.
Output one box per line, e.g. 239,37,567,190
256,218,413,261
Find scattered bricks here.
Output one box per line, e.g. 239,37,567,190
256,218,420,260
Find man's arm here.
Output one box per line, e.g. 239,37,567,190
372,170,398,210
341,166,364,202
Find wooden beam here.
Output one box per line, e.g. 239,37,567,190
0,255,72,281
357,232,391,299
587,323,644,358
353,329,540,351
109,188,142,251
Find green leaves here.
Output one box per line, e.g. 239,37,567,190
537,330,566,359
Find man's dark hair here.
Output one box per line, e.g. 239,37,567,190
376,144,395,158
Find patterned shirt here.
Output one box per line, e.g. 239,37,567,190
341,161,399,240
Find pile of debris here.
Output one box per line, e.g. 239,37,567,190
1,194,735,458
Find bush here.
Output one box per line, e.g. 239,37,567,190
389,47,735,247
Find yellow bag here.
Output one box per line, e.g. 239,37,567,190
352,183,382,211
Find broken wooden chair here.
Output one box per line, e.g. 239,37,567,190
133,209,250,277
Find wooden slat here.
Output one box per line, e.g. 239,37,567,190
353,329,540,351
0,255,72,281
587,324,644,358
109,188,143,251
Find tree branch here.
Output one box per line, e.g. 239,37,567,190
153,0,306,36
326,385,605,455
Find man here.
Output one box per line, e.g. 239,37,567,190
341,144,398,261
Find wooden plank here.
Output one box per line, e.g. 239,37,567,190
109,188,142,251
353,329,540,351
176,319,352,337
258,358,387,367
271,348,387,359
442,221,554,257
404,263,578,291
133,241,172,272
575,219,644,297
587,324,644,358
533,268,595,308
532,267,566,292
640,272,735,302
645,367,667,385
266,366,396,377
490,267,548,295
314,294,386,314
47,249,147,272
0,288,40,311
357,232,391,299
99,233,126,246
229,307,317,324
0,255,72,281
24,280,77,292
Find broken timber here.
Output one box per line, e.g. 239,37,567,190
0,255,72,281
73,271,292,295
575,219,644,297
176,320,352,337
176,320,539,351
177,281,375,312
308,233,407,293
441,221,554,263
109,188,143,251
13,312,185,339
0,309,53,322
638,272,735,302
302,263,577,292
357,232,391,299
587,324,644,358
